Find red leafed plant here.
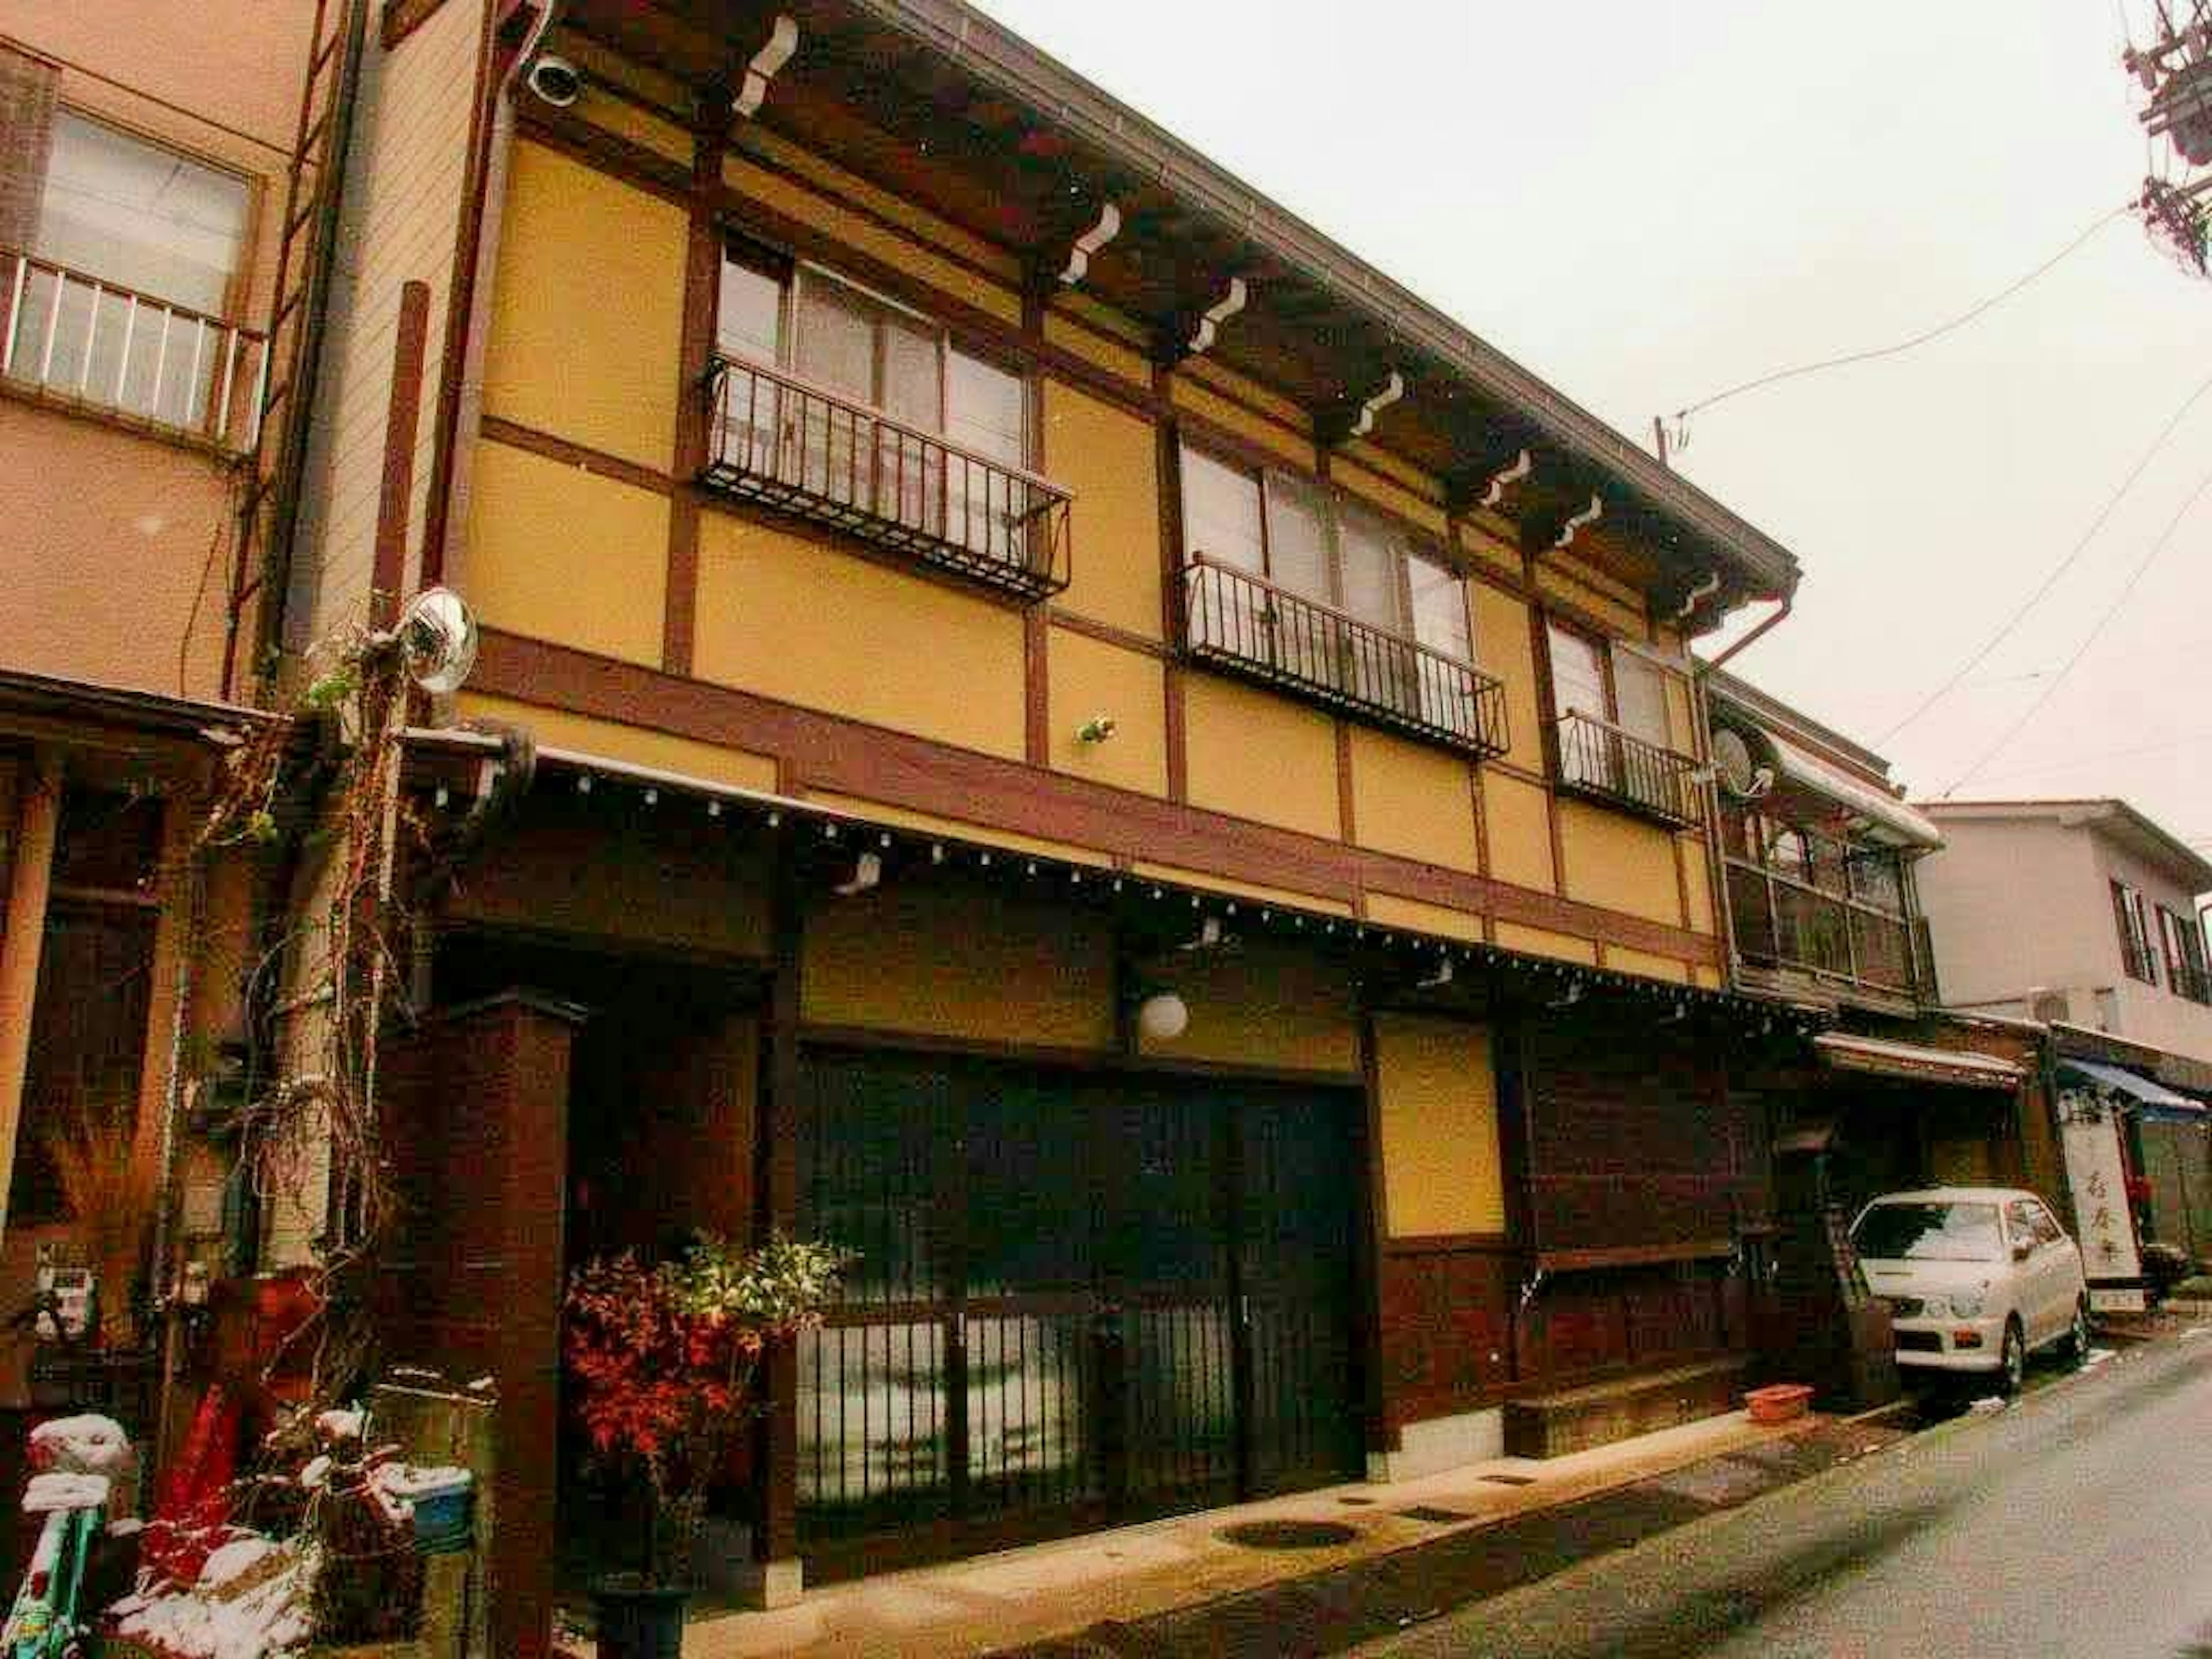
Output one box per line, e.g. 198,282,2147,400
564,1234,847,1590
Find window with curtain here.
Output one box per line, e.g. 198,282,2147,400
9,109,250,429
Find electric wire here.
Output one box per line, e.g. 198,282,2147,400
1875,358,2212,745
1941,453,2212,797
1671,204,2130,433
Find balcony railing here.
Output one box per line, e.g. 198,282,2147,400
2172,959,2212,1006
699,354,1071,601
1552,710,1702,827
1180,554,1510,757
1725,855,1925,1001
2,249,266,453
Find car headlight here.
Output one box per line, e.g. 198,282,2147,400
1918,1294,1951,1320
1949,1290,1986,1319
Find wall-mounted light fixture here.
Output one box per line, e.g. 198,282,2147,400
1137,991,1190,1042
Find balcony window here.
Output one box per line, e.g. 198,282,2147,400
2112,880,2159,985
700,249,1069,599
1722,809,1923,999
1175,441,1506,756
1545,622,1699,825
2157,903,2210,1005
3,103,260,445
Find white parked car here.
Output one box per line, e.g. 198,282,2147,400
1850,1187,2091,1394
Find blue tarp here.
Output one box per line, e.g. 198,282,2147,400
2060,1058,2207,1123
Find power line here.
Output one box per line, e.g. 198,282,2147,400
1969,730,2212,783
1875,358,2212,745
1671,203,2128,432
1941,453,2212,797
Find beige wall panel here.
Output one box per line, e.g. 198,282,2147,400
1665,673,1698,756
579,89,690,164
461,440,669,665
1350,729,1479,873
694,514,1027,759
1482,769,1556,893
0,403,234,700
1180,355,1309,431
1137,942,1358,1074
455,693,779,791
722,154,1021,323
483,139,686,471
1692,963,1721,989
743,127,1021,281
804,884,1115,1049
1458,520,1524,581
1680,837,1717,935
1044,310,1153,389
1181,676,1342,842
809,794,1113,868
1170,377,1313,469
1374,1014,1504,1237
1494,921,1598,965
1363,893,1484,944
1047,632,1168,797
1604,947,1691,985
1536,561,1644,639
1555,799,1684,927
1043,379,1162,640
1468,583,1543,774
1127,864,1354,916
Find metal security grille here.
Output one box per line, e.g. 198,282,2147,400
794,1054,1361,1567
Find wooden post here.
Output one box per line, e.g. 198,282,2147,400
0,749,62,1238
749,850,804,1604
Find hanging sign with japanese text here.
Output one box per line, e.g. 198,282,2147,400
2061,1093,2146,1313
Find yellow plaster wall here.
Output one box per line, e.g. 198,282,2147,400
805,794,1112,868
1137,941,1358,1074
1469,582,1543,774
1481,770,1556,894
462,439,668,665
1665,675,1699,756
483,140,685,471
1350,729,1479,872
802,884,1115,1049
1680,838,1717,935
1043,378,1162,640
1604,947,1691,985
1044,309,1153,389
741,127,1021,282
1128,864,1354,917
1047,632,1168,797
578,88,691,165
1459,520,1524,583
1373,1015,1504,1237
1536,561,1644,640
1364,892,1483,944
723,153,1020,323
1555,798,1684,927
694,514,1027,758
1181,676,1340,842
1180,355,1310,431
1494,921,1598,965
454,692,778,791
1692,963,1721,990
1170,377,1313,469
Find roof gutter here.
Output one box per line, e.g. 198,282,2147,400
842,0,1801,601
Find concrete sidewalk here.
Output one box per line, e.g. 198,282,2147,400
668,1407,1908,1659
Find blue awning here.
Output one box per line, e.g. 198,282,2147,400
2059,1059,2206,1122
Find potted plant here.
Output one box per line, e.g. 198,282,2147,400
563,1233,847,1659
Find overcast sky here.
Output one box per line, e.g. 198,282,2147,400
972,0,2212,851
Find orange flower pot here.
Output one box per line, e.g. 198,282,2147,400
1745,1383,1813,1425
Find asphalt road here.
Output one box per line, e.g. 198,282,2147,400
1357,1331,2212,1659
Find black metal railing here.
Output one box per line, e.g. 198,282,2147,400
1180,555,1509,757
2172,959,2212,1006
1552,710,1701,827
1725,854,1925,999
700,354,1072,601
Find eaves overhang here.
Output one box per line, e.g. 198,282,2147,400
839,0,1802,603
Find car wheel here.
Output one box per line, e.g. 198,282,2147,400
2063,1298,2092,1366
1999,1317,2026,1396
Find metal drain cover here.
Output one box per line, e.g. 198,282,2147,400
1218,1519,1360,1550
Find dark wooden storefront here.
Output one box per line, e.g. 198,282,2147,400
795,1049,1364,1575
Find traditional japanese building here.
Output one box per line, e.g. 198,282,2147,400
270,0,1827,1647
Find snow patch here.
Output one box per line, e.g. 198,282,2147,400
297,1456,332,1491
1966,1396,2007,1415
372,1464,470,1501
24,1472,110,1513
315,1408,365,1443
110,1538,319,1659
2085,1347,2116,1366
31,1413,132,1475
200,1536,279,1589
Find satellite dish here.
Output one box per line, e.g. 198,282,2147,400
396,587,478,695
1713,726,1775,801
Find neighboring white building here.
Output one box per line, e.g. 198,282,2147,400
1914,800,2212,1066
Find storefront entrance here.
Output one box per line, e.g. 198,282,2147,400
796,1050,1363,1573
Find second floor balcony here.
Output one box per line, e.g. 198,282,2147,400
1179,554,1510,758
700,354,1073,603
2,249,266,455
1553,710,1702,828
1725,841,1929,1005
